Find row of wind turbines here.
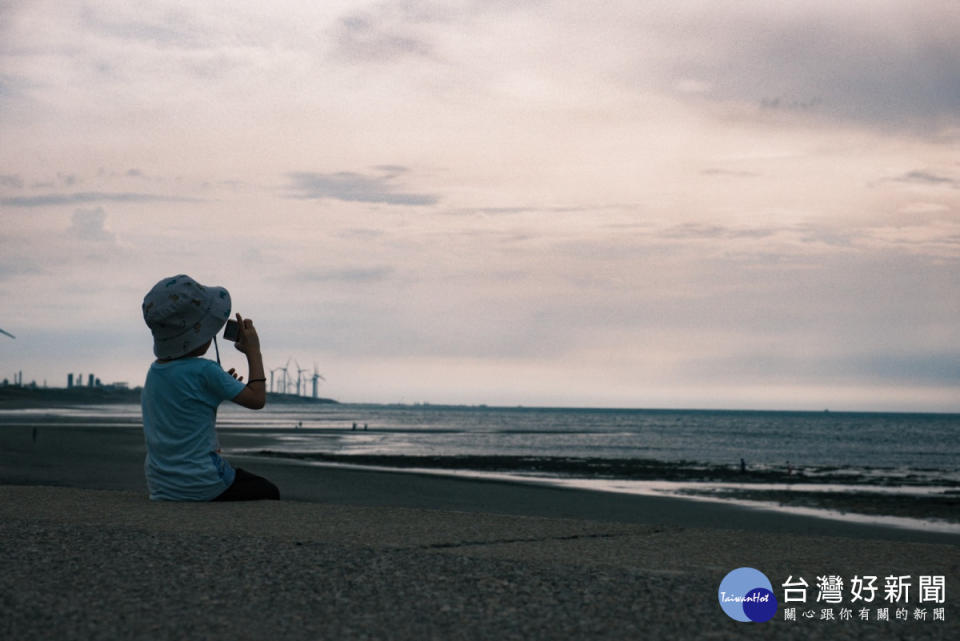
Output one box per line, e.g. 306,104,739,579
269,359,325,398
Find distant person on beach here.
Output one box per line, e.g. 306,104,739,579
140,275,279,501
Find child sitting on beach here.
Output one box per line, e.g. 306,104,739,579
140,274,279,501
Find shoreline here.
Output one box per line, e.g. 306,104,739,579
0,387,338,408
234,447,960,486
1,419,958,540
224,454,960,533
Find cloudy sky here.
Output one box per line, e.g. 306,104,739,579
2,0,958,411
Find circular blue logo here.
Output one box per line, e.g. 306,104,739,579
718,567,778,622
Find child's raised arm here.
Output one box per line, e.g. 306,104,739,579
230,313,266,410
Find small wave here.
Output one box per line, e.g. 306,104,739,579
238,450,960,488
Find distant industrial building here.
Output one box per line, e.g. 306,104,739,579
4,371,120,390
67,373,103,388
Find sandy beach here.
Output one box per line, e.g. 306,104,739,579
2,419,958,640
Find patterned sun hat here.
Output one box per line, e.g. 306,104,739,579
142,275,231,359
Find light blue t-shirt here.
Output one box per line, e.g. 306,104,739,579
141,357,245,501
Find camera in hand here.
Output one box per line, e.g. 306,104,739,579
223,319,239,342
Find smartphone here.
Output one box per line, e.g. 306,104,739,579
223,319,239,342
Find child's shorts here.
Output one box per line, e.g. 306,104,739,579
213,467,280,501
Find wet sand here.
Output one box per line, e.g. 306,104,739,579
1,419,959,640
1,421,957,543
676,487,960,523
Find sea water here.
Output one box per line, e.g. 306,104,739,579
217,403,960,532
5,402,958,529
14,403,958,480
215,404,960,475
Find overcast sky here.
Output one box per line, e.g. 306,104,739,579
2,0,958,411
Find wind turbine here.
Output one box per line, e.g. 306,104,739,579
0,328,14,339
311,363,326,399
295,360,310,397
280,358,291,395
269,366,285,394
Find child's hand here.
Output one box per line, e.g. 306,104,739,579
234,313,261,355
227,367,244,382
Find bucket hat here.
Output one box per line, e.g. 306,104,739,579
142,275,231,359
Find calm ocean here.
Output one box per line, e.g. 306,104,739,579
214,403,960,531
6,402,958,529
9,403,958,485
208,404,960,486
